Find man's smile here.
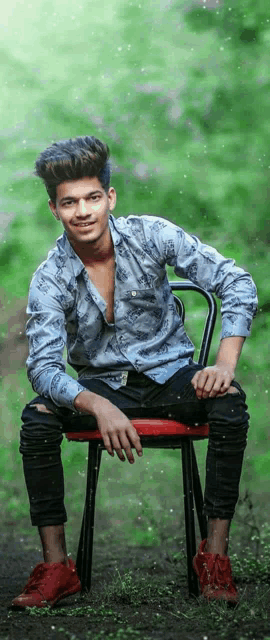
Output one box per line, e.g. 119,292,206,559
74,221,95,228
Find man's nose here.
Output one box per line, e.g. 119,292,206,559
77,199,89,216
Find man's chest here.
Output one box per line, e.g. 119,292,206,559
65,243,167,331
85,263,115,324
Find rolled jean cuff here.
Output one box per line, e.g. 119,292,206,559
28,494,67,527
202,505,236,520
31,516,67,527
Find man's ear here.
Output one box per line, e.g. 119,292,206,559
108,187,117,212
49,200,59,220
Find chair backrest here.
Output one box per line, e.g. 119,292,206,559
173,293,185,323
170,281,217,367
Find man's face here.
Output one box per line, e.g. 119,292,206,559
49,176,116,249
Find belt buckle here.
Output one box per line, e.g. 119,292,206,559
121,371,128,386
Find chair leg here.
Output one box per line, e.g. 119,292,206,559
181,439,199,598
191,443,208,540
76,444,102,593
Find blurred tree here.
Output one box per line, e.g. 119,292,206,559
0,0,269,309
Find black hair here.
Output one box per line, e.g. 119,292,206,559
35,135,111,202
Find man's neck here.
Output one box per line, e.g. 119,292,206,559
69,228,114,267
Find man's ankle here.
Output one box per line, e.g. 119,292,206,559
205,541,227,556
38,524,68,567
205,517,231,556
46,556,69,566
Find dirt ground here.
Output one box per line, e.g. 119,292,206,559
1,527,269,640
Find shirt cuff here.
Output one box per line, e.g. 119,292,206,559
221,314,253,340
49,372,87,411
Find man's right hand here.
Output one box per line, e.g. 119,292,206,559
74,390,143,464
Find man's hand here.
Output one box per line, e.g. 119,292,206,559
74,390,142,463
95,402,143,463
191,363,235,399
191,336,245,399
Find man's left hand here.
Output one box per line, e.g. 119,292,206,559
191,363,235,399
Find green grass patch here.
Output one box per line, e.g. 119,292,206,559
9,566,270,640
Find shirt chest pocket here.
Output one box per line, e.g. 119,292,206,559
129,288,156,305
119,288,164,328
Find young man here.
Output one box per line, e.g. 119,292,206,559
13,136,257,608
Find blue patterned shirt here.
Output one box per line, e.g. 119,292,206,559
26,214,257,409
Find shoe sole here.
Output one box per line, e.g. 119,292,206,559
11,582,81,609
50,582,82,608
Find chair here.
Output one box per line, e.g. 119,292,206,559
66,281,217,597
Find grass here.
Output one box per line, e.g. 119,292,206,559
26,604,126,621
103,568,178,607
7,504,270,638
57,629,149,640
8,559,270,639
5,489,270,638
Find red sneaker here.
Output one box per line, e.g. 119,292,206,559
12,557,81,608
193,539,238,604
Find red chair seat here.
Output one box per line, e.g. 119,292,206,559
66,418,209,441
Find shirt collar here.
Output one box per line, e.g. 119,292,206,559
108,214,127,246
56,233,85,277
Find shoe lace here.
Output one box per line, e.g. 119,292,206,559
202,555,236,593
23,564,56,594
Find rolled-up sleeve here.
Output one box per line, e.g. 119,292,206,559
26,273,85,409
147,218,258,338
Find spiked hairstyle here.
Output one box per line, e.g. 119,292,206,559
35,136,111,203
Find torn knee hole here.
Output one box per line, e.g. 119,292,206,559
31,403,54,414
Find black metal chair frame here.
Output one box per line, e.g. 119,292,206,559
66,281,217,597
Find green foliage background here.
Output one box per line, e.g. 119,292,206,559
0,0,269,547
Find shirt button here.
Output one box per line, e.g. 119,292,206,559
131,291,137,297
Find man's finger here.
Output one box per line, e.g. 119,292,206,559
124,446,135,464
203,380,222,398
210,379,232,397
102,434,115,457
201,374,227,397
118,434,135,464
201,377,217,394
127,426,143,457
110,434,126,461
191,371,201,389
194,371,211,397
196,372,222,398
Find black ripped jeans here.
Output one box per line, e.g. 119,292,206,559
20,364,250,527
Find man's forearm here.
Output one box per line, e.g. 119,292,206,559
215,336,245,372
73,389,143,462
73,389,107,416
